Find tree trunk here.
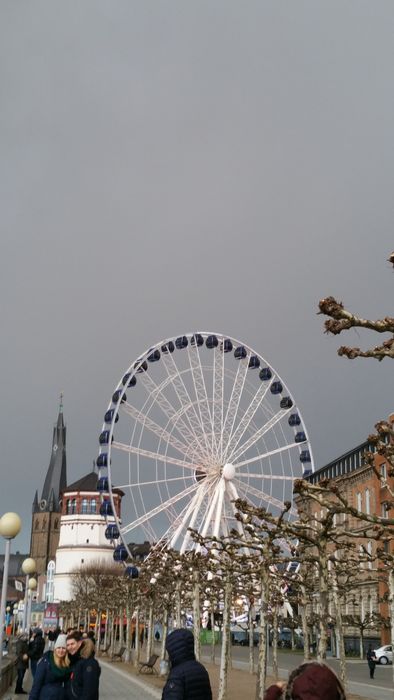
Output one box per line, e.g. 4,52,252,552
388,569,394,690
255,569,269,700
124,604,131,662
218,575,231,700
359,628,364,660
95,610,101,647
331,568,347,693
317,549,329,660
103,609,109,650
134,608,140,668
175,582,182,628
211,611,216,664
300,585,310,662
248,603,254,674
193,571,201,660
146,604,154,661
272,608,279,681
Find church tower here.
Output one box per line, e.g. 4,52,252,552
30,396,67,575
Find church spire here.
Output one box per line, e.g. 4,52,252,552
39,396,68,512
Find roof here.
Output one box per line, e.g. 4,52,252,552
63,472,98,493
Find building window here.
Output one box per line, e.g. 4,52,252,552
367,541,373,569
90,499,97,514
46,560,55,603
67,499,77,515
365,489,370,515
81,498,89,514
357,492,362,511
381,503,388,519
380,463,387,480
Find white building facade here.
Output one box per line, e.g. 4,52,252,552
53,472,123,601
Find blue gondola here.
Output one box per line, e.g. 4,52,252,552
100,500,113,516
122,373,137,387
161,341,175,353
270,381,283,394
112,389,126,404
248,355,260,369
300,450,311,463
259,367,272,381
303,468,312,477
220,339,233,353
99,430,112,445
125,566,139,579
288,414,301,427
113,545,128,562
295,431,307,443
104,409,119,424
134,360,148,373
191,334,204,346
234,346,247,359
147,349,160,362
105,523,119,539
96,453,108,468
97,476,109,492
175,336,188,349
280,396,293,409
206,335,218,349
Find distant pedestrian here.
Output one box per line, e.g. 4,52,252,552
162,628,212,700
366,645,377,679
15,632,29,694
28,629,45,678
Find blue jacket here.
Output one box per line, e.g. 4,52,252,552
65,652,100,700
162,629,212,700
29,652,70,700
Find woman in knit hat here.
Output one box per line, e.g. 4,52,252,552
264,661,347,700
29,634,71,700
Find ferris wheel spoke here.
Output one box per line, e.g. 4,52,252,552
121,402,190,459
171,480,212,552
234,440,300,469
230,409,288,463
117,475,196,490
225,380,273,462
221,353,251,462
225,480,251,542
139,371,208,462
112,441,200,472
233,478,297,516
120,481,200,536
212,347,224,460
236,472,296,481
187,344,215,455
161,352,212,460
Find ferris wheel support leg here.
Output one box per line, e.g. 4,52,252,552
195,485,220,553
172,482,208,552
212,479,225,540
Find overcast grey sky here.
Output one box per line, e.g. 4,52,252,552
1,1,394,553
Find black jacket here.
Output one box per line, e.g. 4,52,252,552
16,638,29,670
29,651,70,700
66,651,100,700
162,629,212,700
28,633,45,661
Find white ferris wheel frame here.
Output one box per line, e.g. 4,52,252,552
98,332,314,557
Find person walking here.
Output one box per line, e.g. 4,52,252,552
264,661,346,699
65,631,101,700
366,644,377,679
162,628,212,700
15,632,29,694
29,634,70,700
28,629,46,678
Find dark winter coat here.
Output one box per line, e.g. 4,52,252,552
29,651,70,700
65,650,101,700
29,632,46,661
16,638,29,670
162,628,212,700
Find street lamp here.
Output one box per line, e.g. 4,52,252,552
0,512,22,675
26,578,37,633
12,604,18,636
21,558,36,632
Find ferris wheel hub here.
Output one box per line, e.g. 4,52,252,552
222,463,235,480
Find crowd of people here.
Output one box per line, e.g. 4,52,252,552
13,625,352,700
15,627,101,700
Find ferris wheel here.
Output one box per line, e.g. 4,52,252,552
97,333,314,559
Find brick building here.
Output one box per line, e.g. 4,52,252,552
306,416,393,649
